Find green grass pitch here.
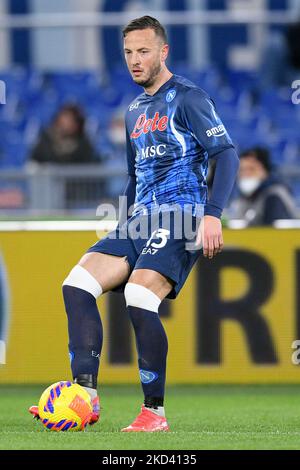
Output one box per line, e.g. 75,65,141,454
1,384,300,450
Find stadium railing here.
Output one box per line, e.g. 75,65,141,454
0,164,126,213
0,163,299,216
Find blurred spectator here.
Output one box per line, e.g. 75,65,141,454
105,109,127,198
30,104,100,164
229,147,298,226
260,20,300,89
108,109,127,154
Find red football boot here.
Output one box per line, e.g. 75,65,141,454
28,395,100,425
121,405,170,432
89,396,100,425
29,405,39,420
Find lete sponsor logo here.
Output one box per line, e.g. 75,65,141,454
130,112,168,139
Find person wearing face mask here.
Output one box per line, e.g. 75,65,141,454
30,104,100,165
230,147,298,226
28,104,103,207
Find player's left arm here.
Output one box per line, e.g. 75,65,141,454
182,89,239,258
200,147,239,258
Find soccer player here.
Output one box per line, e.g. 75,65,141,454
30,16,239,432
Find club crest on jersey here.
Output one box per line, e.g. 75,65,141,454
130,112,168,139
166,89,176,103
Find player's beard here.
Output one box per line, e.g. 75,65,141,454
132,60,162,88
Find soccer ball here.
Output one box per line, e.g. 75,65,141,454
38,381,93,432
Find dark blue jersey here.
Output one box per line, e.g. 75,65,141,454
125,74,234,216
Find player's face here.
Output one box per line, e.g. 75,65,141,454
124,28,168,88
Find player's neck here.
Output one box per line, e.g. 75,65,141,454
144,69,173,96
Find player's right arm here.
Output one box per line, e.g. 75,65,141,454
118,124,136,225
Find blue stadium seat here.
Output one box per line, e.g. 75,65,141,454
0,67,299,172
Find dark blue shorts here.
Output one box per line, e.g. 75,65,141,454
87,210,202,299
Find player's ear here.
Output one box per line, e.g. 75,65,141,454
161,44,169,63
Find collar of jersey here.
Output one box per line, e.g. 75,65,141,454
143,73,176,98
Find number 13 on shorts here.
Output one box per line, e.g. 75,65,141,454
142,228,170,255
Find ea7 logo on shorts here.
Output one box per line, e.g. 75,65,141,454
206,124,226,138
129,101,139,111
142,229,170,255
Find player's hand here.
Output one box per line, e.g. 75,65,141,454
196,215,223,259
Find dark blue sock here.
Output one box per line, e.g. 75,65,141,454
127,306,168,405
62,285,103,386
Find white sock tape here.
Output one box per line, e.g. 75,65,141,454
63,265,103,299
124,283,161,313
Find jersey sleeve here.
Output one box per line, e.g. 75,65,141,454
182,88,234,157
205,147,239,218
125,123,136,177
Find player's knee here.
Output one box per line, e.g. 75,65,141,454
124,282,161,313
62,265,103,299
